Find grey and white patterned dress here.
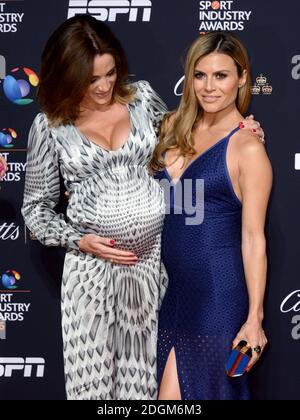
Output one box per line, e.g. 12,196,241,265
22,81,169,400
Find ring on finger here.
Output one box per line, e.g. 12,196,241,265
253,345,262,355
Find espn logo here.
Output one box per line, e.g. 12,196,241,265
0,357,45,377
67,0,152,21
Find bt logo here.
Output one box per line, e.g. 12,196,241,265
0,128,17,148
0,55,39,105
1,270,21,290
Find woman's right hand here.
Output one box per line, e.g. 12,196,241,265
79,234,138,265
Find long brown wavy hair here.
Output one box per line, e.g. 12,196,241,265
37,15,135,126
150,31,251,172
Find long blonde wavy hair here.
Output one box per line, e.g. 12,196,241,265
150,31,251,172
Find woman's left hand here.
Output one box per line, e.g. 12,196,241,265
232,320,268,372
240,115,265,144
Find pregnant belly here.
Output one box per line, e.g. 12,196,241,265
67,170,165,256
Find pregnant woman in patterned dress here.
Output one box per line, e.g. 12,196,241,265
21,16,169,400
152,32,272,400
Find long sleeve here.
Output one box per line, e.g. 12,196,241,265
136,80,168,137
21,113,83,250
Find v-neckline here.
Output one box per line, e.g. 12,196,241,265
73,103,133,153
164,126,240,185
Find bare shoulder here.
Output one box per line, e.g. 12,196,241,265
233,128,272,182
233,129,266,159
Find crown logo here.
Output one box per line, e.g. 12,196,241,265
256,74,267,85
262,84,273,95
251,85,261,95
252,74,272,96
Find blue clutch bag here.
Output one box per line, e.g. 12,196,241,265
225,340,252,377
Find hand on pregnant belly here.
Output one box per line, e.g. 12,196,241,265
79,233,138,265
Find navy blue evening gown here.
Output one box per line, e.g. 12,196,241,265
156,126,250,400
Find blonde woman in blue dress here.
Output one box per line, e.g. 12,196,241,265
152,32,271,400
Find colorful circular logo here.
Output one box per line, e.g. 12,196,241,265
0,128,17,148
3,67,39,105
1,270,21,289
